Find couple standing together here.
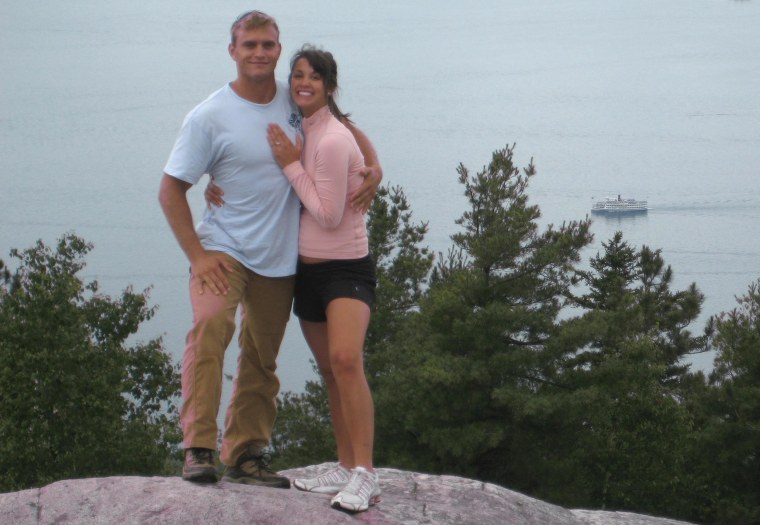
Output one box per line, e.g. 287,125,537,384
159,10,381,513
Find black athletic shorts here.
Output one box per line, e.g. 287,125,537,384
293,255,377,323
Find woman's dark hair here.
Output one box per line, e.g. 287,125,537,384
289,44,352,123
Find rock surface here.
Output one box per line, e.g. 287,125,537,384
0,463,697,525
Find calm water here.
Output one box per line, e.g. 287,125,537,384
2,1,759,425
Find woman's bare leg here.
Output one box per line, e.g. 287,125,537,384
300,318,355,467
325,298,374,469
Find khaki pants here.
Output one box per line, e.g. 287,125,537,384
180,252,294,466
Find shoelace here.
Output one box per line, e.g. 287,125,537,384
316,467,348,485
191,449,213,465
248,452,275,474
342,469,374,498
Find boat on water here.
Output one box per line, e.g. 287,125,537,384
591,195,648,214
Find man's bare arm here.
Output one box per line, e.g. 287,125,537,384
159,174,232,295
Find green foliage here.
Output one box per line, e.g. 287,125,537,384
537,231,706,516
366,185,433,353
372,144,593,479
270,377,335,470
528,337,694,515
567,231,707,384
0,234,181,492
687,280,760,524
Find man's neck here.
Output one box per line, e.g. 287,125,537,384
230,76,277,104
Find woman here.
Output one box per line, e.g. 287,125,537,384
267,45,380,513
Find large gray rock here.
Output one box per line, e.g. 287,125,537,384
0,463,696,524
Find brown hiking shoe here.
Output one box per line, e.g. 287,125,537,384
182,447,218,483
222,450,290,489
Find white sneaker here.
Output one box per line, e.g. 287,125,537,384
330,466,381,513
293,464,350,494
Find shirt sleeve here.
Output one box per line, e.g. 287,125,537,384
282,133,350,229
163,117,213,185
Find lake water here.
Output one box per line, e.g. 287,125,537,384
2,1,759,427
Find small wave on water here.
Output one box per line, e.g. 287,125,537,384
648,194,760,213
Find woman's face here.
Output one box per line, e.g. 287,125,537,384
290,57,328,118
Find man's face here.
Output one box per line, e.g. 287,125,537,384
228,24,281,82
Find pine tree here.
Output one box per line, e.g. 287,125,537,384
372,144,593,481
532,231,705,514
689,280,760,524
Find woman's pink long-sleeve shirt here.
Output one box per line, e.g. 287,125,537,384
282,106,368,259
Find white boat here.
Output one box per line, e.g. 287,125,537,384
591,195,648,213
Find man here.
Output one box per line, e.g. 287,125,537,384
159,10,381,487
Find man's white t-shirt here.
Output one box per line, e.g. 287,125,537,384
164,81,302,277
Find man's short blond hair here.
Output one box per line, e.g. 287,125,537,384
230,10,280,44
